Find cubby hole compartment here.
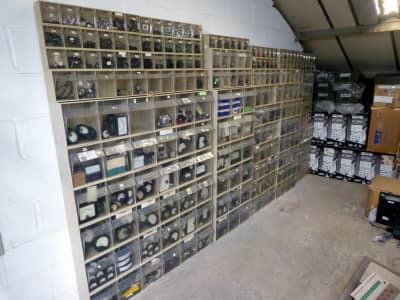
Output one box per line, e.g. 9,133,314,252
114,33,128,50
217,93,232,119
111,209,138,247
194,41,201,54
64,28,82,48
194,56,202,69
114,241,141,276
140,230,161,261
230,52,240,68
63,102,99,146
98,32,114,50
103,140,132,178
81,30,97,49
85,253,116,291
253,140,279,163
44,26,64,47
85,51,100,69
60,6,79,26
132,72,148,95
216,217,228,239
101,52,116,69
180,211,197,241
97,10,112,30
241,115,255,138
241,161,253,182
176,56,185,69
75,183,108,225
163,246,181,274
181,234,197,262
47,49,67,69
107,176,136,214
241,183,252,204
97,72,116,98
116,51,129,69
178,157,196,184
159,162,179,192
197,178,213,204
239,202,251,223
112,12,125,31
154,96,175,130
243,90,256,113
117,270,143,300
217,194,230,218
242,71,253,87
241,53,252,68
140,17,153,34
126,14,140,32
66,50,84,69
154,37,164,53
229,190,241,211
165,55,175,69
217,147,231,171
196,72,206,90
254,71,266,86
128,35,141,51
99,99,129,140
230,143,242,165
197,226,212,251
160,193,180,224
196,152,213,178
116,72,133,97
76,72,97,99
142,37,153,52
129,98,155,134
162,219,180,249
185,56,194,69
212,51,222,69
222,51,230,68
143,257,162,288
81,220,112,260
148,72,162,93
230,119,242,141
54,72,76,101
175,39,184,54
176,96,194,126
165,39,175,53
153,55,165,69
160,72,174,93
135,170,159,204
221,71,231,89
132,134,157,170
230,165,242,187
195,125,212,151
79,7,96,28
40,2,60,24
174,72,187,92
197,201,212,227
217,121,230,144
177,129,196,157
212,72,222,89
194,94,212,121
276,86,285,102
217,171,230,195
228,210,240,231
130,53,142,70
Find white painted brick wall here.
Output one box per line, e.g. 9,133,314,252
0,1,299,299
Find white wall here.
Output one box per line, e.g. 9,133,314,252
0,1,299,299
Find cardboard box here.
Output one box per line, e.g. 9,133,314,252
367,108,400,154
367,176,400,217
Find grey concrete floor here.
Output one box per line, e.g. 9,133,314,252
136,175,400,300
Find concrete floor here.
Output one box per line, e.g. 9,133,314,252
136,175,400,300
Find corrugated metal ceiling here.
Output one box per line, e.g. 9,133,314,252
273,0,400,76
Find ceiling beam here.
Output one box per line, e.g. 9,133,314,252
298,20,400,41
316,0,353,71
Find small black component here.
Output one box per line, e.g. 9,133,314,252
45,32,63,47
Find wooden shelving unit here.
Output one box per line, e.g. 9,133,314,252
35,2,316,299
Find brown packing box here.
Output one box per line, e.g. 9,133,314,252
367,107,400,154
374,75,400,107
366,176,400,217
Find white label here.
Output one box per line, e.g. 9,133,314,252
85,164,101,175
117,117,128,135
78,150,98,162
349,124,365,144
118,51,127,57
374,95,393,104
159,129,173,136
145,53,152,57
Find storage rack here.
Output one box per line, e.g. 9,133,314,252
36,1,316,298
203,34,258,239
36,2,214,299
